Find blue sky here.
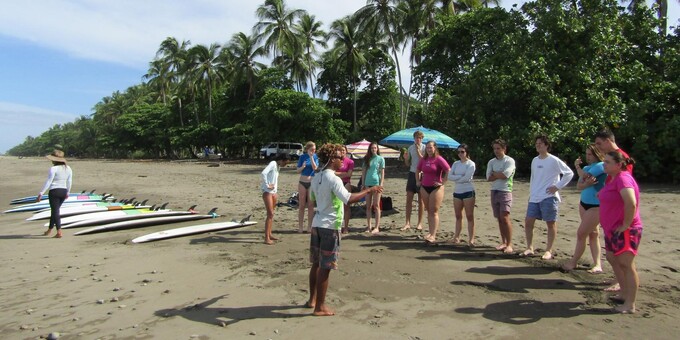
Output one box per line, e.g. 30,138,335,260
0,0,678,154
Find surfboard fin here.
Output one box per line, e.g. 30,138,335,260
239,215,252,224
208,208,219,218
159,202,169,210
188,205,197,212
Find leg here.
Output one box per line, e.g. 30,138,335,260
543,221,557,259
464,196,476,245
263,193,275,245
371,191,382,234
307,263,319,308
614,252,638,313
500,212,514,253
342,183,352,233
306,196,314,233
605,250,625,294
588,229,602,273
313,268,334,316
416,191,424,230
420,188,433,241
49,189,66,238
365,192,373,232
453,198,464,243
523,217,537,256
298,184,308,233
429,187,445,241
403,190,415,230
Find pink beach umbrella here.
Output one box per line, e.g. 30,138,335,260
345,139,400,159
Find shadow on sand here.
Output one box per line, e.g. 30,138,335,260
456,299,614,324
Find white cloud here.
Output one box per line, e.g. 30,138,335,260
0,102,77,153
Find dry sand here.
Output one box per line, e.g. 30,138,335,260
1,155,679,339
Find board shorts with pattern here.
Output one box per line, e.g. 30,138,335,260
605,228,642,256
309,227,340,270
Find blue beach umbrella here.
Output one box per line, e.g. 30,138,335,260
380,126,460,149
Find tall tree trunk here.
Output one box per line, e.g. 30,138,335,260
388,34,405,129
353,77,358,132
307,46,316,98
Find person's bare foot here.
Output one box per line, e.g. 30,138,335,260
424,234,436,243
54,232,63,238
604,283,621,292
562,260,576,272
341,227,349,234
43,229,52,236
264,239,274,245
304,301,315,309
269,235,279,241
541,251,553,260
297,229,304,234
452,237,461,244
313,305,335,316
400,224,411,231
415,225,423,231
503,246,514,254
587,266,603,274
520,249,534,257
495,244,507,251
371,228,380,234
615,304,636,314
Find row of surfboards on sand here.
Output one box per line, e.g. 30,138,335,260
4,190,256,243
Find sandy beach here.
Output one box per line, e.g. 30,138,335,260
1,155,679,339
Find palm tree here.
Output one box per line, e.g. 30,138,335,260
254,0,306,58
186,43,228,124
274,43,309,92
355,0,408,128
228,32,267,100
622,0,677,37
327,16,371,132
156,37,191,126
142,59,172,105
293,14,327,98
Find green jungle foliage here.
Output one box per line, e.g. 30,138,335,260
9,0,680,182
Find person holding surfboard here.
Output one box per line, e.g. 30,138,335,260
37,149,73,238
307,143,383,316
261,153,290,245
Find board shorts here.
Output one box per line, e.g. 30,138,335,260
453,191,476,200
309,227,340,270
406,172,419,193
490,190,512,218
605,228,642,256
526,197,559,222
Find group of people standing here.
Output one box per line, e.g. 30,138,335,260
260,128,643,315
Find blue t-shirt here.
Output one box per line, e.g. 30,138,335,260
363,155,385,186
580,162,606,205
297,153,319,177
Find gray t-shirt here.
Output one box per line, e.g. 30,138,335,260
486,155,515,192
408,143,426,173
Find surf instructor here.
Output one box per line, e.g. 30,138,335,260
37,149,73,238
307,143,382,316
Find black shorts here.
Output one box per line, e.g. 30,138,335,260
406,172,419,193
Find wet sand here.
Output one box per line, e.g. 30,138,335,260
1,156,679,339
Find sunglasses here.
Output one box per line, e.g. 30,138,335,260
457,150,466,154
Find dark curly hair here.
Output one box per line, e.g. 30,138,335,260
317,143,344,167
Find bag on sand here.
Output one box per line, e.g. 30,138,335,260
380,196,393,211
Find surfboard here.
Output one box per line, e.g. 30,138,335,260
131,220,257,243
10,190,94,205
73,209,219,236
3,195,115,213
58,207,196,229
27,201,151,221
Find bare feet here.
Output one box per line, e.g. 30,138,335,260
587,266,603,274
452,237,461,244
54,233,63,238
415,225,423,231
364,228,372,233
341,227,349,234
495,244,507,251
304,301,315,309
503,246,514,254
562,260,576,272
43,229,52,236
264,240,274,245
520,249,534,257
541,251,553,260
604,283,621,292
400,225,411,231
297,229,304,234
269,235,279,241
615,305,636,314
424,234,436,243
370,228,380,235
313,305,335,316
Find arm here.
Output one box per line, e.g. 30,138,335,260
486,160,494,181
261,162,276,189
403,147,410,167
616,188,637,233
296,155,305,174
448,163,461,182
309,153,318,171
361,163,367,188
549,158,574,193
66,167,72,197
438,157,451,186
379,167,385,187
349,186,383,204
37,167,56,201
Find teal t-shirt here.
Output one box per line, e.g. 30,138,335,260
364,155,385,186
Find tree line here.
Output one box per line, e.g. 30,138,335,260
8,0,680,182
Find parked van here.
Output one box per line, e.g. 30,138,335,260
260,142,304,160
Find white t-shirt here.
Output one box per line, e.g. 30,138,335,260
486,155,515,192
448,159,476,194
310,169,351,230
260,161,279,193
40,165,73,195
408,143,426,173
528,154,574,203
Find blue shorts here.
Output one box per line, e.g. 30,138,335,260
309,228,340,270
526,197,559,222
453,191,476,200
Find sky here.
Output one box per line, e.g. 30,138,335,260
0,0,678,154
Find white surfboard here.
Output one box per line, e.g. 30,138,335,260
131,220,257,243
27,203,150,221
57,209,189,229
73,209,219,236
4,195,114,214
